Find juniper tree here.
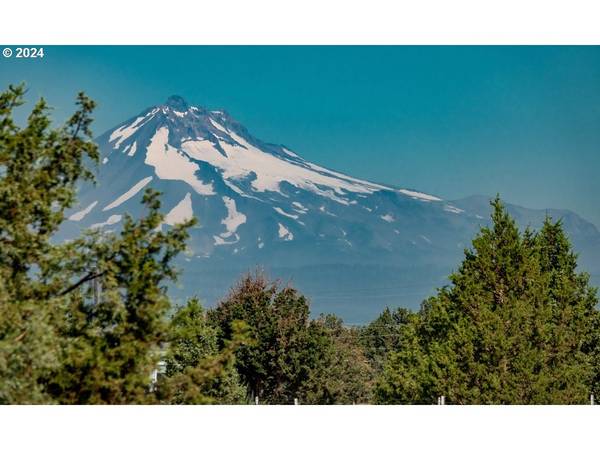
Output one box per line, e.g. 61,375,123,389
359,306,413,373
0,84,240,404
376,198,599,404
533,217,598,402
46,190,196,404
0,85,98,403
301,314,374,404
157,298,247,404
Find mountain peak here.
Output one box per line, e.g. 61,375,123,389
100,97,449,207
73,97,600,322
165,95,189,111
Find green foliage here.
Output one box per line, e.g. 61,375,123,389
0,85,233,405
376,197,599,404
0,84,98,403
210,272,376,404
210,273,316,403
301,315,374,404
157,298,247,404
535,217,599,401
46,190,196,404
359,306,413,373
165,298,219,374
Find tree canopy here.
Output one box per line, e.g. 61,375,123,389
376,198,599,404
210,272,373,404
0,85,226,404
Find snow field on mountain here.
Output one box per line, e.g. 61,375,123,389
146,127,214,195
69,200,98,221
278,223,294,241
164,193,194,225
102,176,154,211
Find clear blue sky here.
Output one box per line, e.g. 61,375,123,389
1,46,599,225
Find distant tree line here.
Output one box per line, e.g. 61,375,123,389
1,85,598,404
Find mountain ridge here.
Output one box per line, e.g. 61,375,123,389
62,96,600,323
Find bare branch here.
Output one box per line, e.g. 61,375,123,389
59,270,107,297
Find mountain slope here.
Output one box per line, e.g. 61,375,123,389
63,96,600,323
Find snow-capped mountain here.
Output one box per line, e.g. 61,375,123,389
63,96,600,323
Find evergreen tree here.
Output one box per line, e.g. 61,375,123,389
533,218,598,402
301,314,374,404
158,298,247,404
0,85,98,403
359,307,413,373
165,298,220,375
376,198,599,404
46,190,196,404
0,84,235,404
